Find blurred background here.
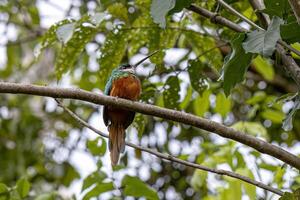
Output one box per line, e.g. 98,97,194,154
0,0,300,199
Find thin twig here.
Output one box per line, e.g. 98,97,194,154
0,82,299,169
217,0,300,57
288,0,300,25
187,4,300,88
55,99,284,196
218,0,264,31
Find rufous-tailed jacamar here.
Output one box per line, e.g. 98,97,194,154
103,51,158,166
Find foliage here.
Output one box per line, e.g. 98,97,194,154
222,33,253,96
243,17,283,57
0,0,300,199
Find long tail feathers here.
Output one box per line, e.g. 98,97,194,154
108,123,125,166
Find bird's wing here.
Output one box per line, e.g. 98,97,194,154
124,111,136,129
103,76,113,126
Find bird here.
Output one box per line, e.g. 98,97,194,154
103,51,158,166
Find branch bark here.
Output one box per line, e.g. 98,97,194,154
56,99,284,196
187,4,300,87
248,0,270,28
0,82,300,169
288,0,300,25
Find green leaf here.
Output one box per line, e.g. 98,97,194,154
274,166,286,188
82,182,114,200
16,178,31,198
168,0,193,15
263,0,290,19
281,22,300,43
279,188,300,200
180,85,193,110
62,164,80,186
190,170,208,191
87,137,107,156
148,29,178,68
291,43,300,59
133,114,147,139
187,60,209,95
0,183,8,194
28,6,40,25
163,76,180,110
220,177,242,200
252,55,274,81
215,92,231,118
280,192,295,200
98,30,128,89
222,33,253,96
148,29,166,68
34,19,75,58
107,3,129,23
261,109,285,124
0,183,8,200
235,168,256,200
193,90,211,117
82,171,107,192
122,176,158,200
246,91,266,105
282,95,300,131
150,0,175,28
243,17,283,57
231,122,268,139
55,15,100,80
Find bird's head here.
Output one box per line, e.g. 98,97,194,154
116,50,159,74
118,63,134,74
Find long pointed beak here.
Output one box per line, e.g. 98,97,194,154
133,50,159,68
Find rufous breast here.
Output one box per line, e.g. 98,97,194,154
110,75,141,101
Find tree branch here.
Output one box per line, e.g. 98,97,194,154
217,0,300,57
187,4,300,87
288,0,300,25
248,0,270,28
0,82,299,169
55,99,284,196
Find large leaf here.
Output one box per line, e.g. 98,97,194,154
82,182,114,200
133,113,147,139
55,15,103,79
282,95,300,131
284,188,300,200
190,169,208,191
122,175,159,200
252,55,274,81
263,0,291,19
163,76,180,109
281,22,300,43
193,90,211,117
187,59,209,95
231,122,268,139
107,2,129,23
98,30,129,89
215,92,231,118
81,171,107,192
243,17,283,57
16,178,31,198
150,0,175,28
34,19,75,58
87,137,107,156
168,0,193,15
222,33,253,96
148,29,179,69
261,109,285,124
